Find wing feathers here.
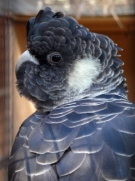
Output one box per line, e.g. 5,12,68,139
57,151,86,176
9,96,135,180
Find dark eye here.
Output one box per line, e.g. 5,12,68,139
47,52,62,64
52,55,61,63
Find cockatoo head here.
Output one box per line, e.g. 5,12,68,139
16,7,126,112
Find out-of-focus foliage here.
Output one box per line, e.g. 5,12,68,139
0,0,134,16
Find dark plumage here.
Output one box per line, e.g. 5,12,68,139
8,7,135,181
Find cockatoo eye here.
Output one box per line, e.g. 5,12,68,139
47,52,62,64
52,55,61,63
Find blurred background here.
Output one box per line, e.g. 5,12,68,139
0,0,135,180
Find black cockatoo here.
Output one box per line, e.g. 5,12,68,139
8,7,135,181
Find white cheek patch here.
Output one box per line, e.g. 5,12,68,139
16,50,39,71
68,57,101,94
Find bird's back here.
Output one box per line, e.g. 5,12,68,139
9,94,135,181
